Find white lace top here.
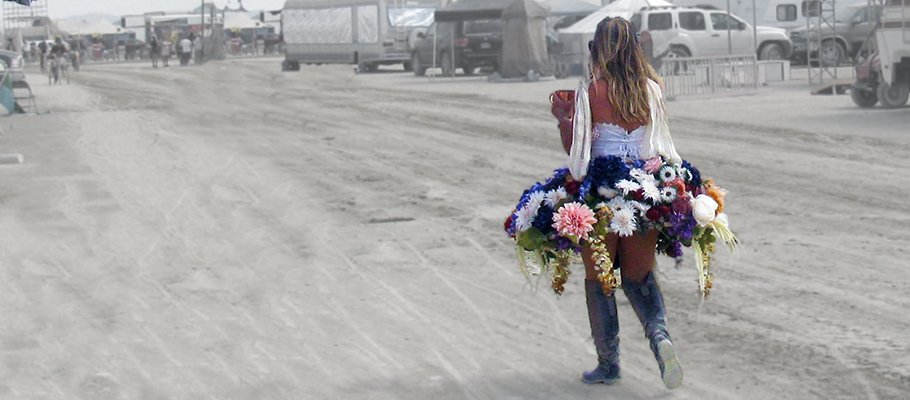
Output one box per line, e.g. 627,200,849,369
566,78,682,180
591,123,647,160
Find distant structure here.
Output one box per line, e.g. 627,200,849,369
2,0,49,31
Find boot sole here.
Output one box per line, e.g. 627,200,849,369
582,376,621,386
657,340,683,389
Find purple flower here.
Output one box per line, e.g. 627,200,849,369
665,240,683,257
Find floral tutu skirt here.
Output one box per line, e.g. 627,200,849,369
505,155,736,296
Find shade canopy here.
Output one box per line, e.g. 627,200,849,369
560,0,673,34
224,13,266,29
434,0,515,22
541,0,601,17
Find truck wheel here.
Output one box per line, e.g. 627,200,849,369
462,64,475,76
759,43,783,60
282,59,299,71
819,41,845,67
441,52,455,77
851,84,878,108
877,81,910,109
412,53,426,76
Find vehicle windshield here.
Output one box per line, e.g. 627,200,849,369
463,19,502,35
388,7,435,27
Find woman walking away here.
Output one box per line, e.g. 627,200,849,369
505,16,736,390
150,34,160,68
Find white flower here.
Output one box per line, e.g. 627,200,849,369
678,168,691,181
691,194,719,226
515,204,537,232
641,179,662,202
544,188,567,208
660,186,678,203
606,197,632,214
610,208,637,236
713,212,729,229
628,200,648,213
615,179,641,195
629,168,649,181
659,166,677,182
597,186,620,199
527,191,545,212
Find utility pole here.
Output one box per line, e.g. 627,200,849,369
201,0,205,64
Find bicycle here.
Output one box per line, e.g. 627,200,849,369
47,55,70,85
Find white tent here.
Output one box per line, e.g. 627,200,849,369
224,14,265,30
558,0,672,56
81,19,132,35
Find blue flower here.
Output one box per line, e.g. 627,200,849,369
532,206,555,234
582,156,631,199
682,160,701,187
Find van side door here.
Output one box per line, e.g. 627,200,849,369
710,12,754,55
678,10,713,56
645,11,675,59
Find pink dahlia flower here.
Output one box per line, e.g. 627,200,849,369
552,202,597,240
644,157,663,174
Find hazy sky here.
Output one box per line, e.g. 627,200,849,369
46,0,287,19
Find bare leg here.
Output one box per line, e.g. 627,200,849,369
617,229,659,284
581,232,619,281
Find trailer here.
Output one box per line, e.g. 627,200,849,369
281,0,440,72
851,0,910,108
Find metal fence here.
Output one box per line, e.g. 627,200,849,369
658,54,760,100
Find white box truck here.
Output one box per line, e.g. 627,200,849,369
281,0,439,72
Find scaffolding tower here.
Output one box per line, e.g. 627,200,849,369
806,0,838,85
2,0,49,31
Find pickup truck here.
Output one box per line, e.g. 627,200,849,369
788,3,882,66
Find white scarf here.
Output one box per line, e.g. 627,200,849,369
567,78,682,180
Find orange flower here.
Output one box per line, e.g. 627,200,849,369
702,179,726,213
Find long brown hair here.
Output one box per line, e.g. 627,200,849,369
589,17,660,125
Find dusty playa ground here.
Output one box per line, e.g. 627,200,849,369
1,58,909,399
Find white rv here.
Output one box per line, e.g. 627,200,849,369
671,0,865,32
281,0,439,72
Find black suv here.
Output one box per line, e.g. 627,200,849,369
410,19,503,76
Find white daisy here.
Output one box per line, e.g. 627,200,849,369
615,179,641,195
527,191,546,212
641,179,662,202
597,186,620,199
628,200,648,213
610,208,638,237
629,168,649,182
544,188,567,208
659,166,677,182
514,205,537,232
607,196,628,212
660,186,678,203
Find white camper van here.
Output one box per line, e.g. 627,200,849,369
281,0,439,72
671,0,864,33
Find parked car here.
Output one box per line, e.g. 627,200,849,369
788,3,882,67
123,38,148,60
410,18,503,77
630,5,793,65
0,49,26,83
